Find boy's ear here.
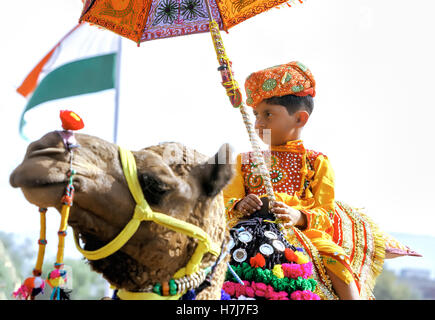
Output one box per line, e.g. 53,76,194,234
297,111,310,126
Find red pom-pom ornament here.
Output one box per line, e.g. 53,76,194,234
284,248,299,263
250,253,266,268
60,110,84,131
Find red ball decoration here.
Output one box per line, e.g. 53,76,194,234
60,110,84,131
284,248,298,263
250,253,266,268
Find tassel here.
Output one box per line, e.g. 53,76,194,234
47,196,73,300
47,268,69,300
12,208,48,300
12,276,45,300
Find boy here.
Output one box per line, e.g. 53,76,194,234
223,61,360,299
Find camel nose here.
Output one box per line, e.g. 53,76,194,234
9,169,18,188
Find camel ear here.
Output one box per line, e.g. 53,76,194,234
191,143,234,198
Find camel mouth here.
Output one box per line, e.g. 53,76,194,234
10,172,65,189
10,146,73,189
21,180,72,189
10,170,79,190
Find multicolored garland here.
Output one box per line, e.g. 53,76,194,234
223,280,319,300
223,260,320,300
12,110,84,300
222,213,320,300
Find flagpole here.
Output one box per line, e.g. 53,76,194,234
105,35,122,299
113,35,122,144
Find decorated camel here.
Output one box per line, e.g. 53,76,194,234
10,123,420,300
10,130,234,299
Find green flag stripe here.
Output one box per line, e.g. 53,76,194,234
20,53,117,136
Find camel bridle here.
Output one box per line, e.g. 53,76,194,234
72,145,225,300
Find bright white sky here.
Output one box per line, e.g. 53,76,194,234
1,0,435,259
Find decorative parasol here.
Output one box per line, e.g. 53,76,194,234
79,0,306,212
80,0,304,44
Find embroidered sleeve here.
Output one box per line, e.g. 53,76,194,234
223,153,246,221
300,154,335,233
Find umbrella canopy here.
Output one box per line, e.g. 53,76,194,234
79,0,294,43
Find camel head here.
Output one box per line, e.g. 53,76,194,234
10,131,233,298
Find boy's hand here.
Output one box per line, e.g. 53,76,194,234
271,201,307,229
235,194,262,216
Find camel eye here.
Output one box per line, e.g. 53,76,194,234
139,173,172,205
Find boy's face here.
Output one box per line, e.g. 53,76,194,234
253,100,308,146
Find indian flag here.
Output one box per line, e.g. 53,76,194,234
17,22,120,138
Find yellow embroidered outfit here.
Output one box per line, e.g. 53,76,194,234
223,61,387,298
223,140,356,286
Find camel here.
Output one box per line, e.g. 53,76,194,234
9,131,234,300
10,130,420,300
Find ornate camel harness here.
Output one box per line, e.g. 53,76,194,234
73,144,225,300
19,129,225,300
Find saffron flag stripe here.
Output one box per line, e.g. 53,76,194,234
16,24,82,98
17,22,120,137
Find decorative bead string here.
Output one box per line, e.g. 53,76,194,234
55,168,75,268
238,104,277,203
134,240,230,298
13,142,75,300
44,159,76,299
147,265,213,296
34,208,47,276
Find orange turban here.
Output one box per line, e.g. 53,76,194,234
244,61,316,108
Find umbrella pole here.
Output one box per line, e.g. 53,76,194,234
203,1,279,213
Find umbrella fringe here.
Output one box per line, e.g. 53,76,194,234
275,0,306,10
